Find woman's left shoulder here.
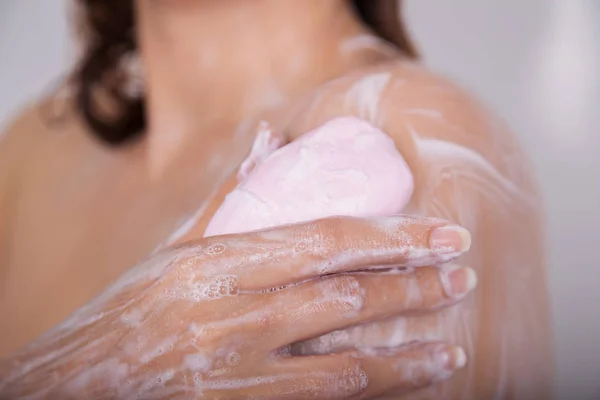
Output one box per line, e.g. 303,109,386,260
290,60,507,143
285,60,536,200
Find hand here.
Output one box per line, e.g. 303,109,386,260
0,215,474,399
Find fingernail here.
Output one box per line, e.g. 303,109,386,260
447,346,467,370
435,345,467,371
442,265,478,297
429,225,472,253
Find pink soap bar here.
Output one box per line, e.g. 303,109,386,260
204,117,414,237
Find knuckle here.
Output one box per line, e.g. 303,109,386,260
414,267,447,305
325,276,365,312
255,311,279,332
331,354,369,396
302,219,339,258
403,274,426,308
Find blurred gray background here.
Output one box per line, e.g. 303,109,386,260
1,1,599,398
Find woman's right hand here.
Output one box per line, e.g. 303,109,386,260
0,215,474,400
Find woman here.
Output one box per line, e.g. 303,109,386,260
0,0,554,399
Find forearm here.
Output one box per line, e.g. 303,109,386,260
1,330,104,399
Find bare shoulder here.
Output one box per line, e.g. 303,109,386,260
0,91,90,177
289,60,499,135
287,60,538,204
290,60,523,155
1,101,42,166
0,99,47,198
0,94,84,248
0,99,46,265
0,95,75,168
1,98,55,195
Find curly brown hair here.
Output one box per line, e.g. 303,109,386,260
73,0,418,146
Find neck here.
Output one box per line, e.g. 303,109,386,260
139,1,364,126
137,1,366,135
135,1,375,177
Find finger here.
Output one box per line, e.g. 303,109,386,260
291,312,448,356
266,265,476,347
269,342,466,399
202,215,471,289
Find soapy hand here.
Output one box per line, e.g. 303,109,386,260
1,216,473,399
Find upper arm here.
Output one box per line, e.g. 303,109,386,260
287,62,554,398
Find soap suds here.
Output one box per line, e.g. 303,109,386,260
344,73,391,124
237,122,284,182
407,124,535,209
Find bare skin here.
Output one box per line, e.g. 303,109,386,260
0,216,474,399
0,1,554,399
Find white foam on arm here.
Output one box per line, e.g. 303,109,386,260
204,116,415,237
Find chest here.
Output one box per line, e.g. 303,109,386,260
11,142,242,279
